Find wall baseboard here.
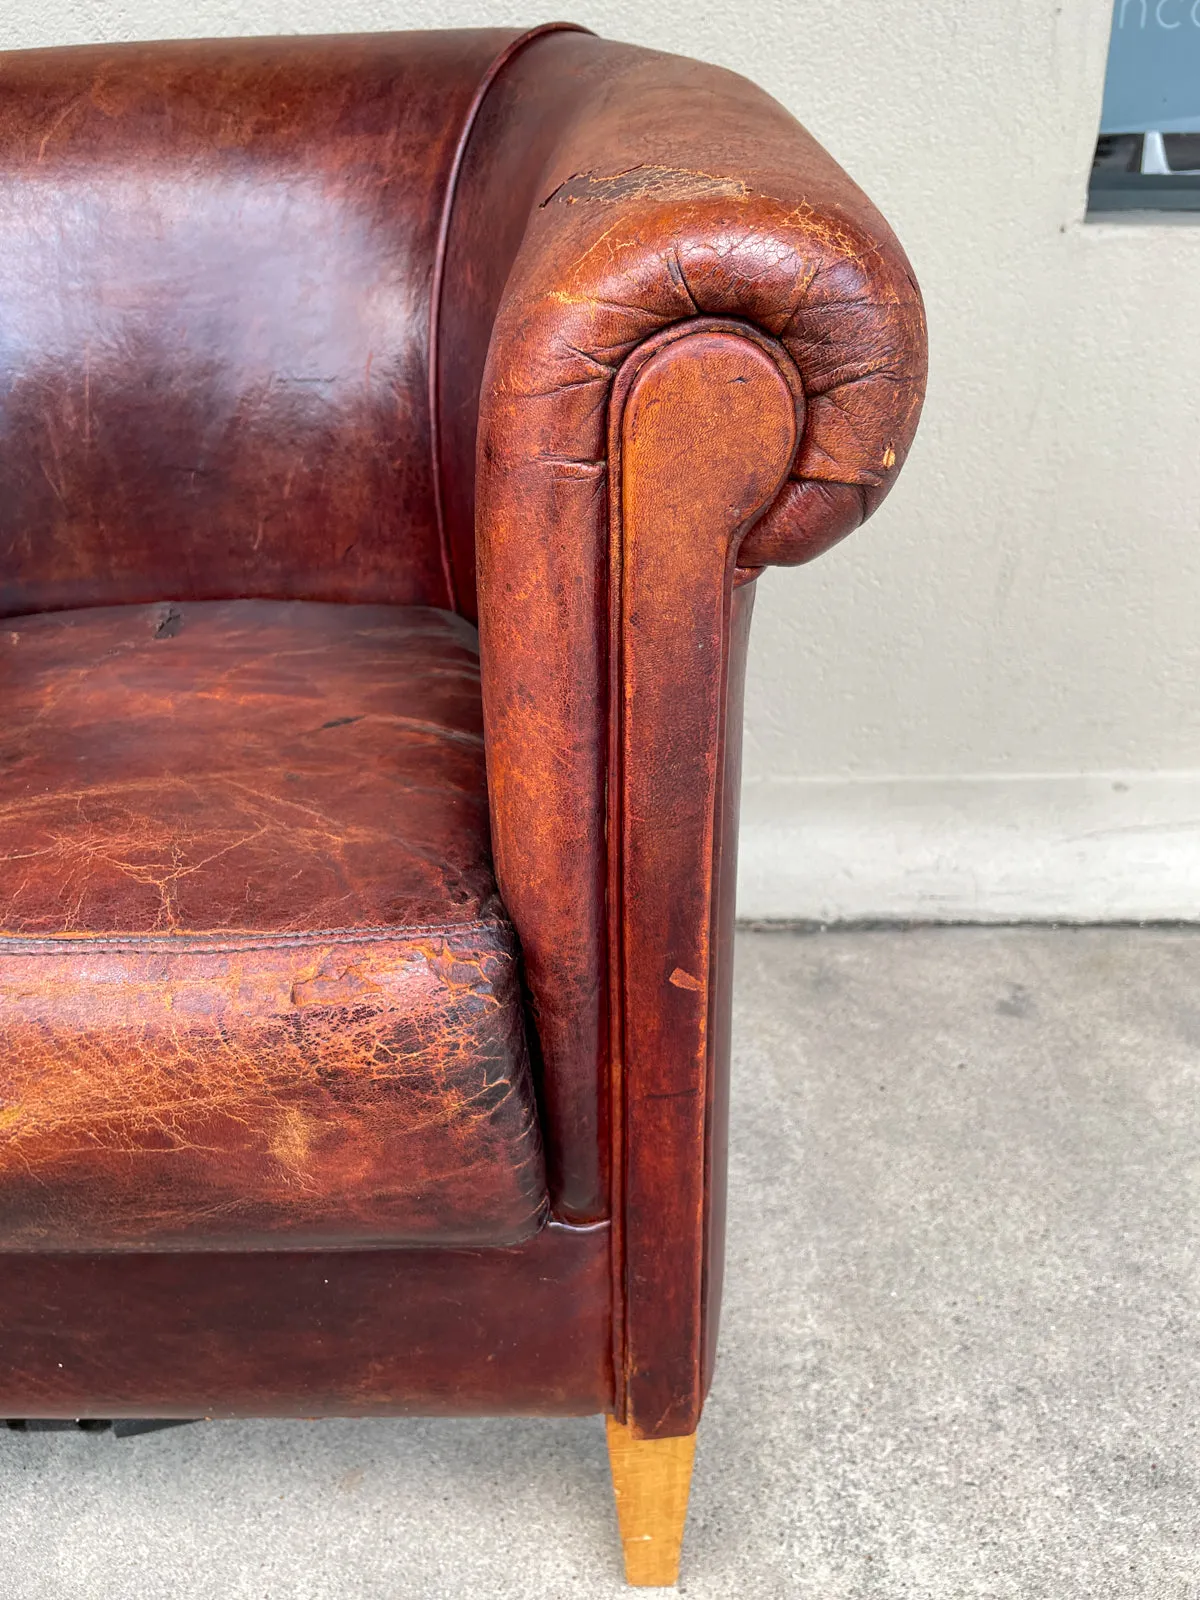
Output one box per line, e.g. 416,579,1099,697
737,773,1200,923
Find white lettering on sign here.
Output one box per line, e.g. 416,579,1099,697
1120,0,1200,23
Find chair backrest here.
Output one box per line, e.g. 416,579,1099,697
0,29,530,619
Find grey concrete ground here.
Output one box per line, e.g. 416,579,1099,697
2,926,1199,1598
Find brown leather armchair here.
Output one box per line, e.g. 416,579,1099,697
0,25,925,1585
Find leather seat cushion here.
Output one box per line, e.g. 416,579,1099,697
0,600,547,1251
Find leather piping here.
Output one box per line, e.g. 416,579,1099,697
429,21,593,614
0,920,511,955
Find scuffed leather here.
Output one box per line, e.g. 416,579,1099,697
479,38,926,568
0,29,527,619
473,34,928,1218
0,930,543,1251
0,601,546,1250
0,29,925,1434
0,1222,614,1418
0,602,499,934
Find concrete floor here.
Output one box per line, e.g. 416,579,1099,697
2,926,1199,1598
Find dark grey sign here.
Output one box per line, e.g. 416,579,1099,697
1100,0,1200,132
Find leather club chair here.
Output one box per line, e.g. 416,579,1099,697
0,24,926,1585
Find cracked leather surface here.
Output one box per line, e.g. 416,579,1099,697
468,33,928,1218
0,601,547,1250
0,34,923,1433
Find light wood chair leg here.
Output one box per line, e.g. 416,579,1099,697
605,1415,697,1587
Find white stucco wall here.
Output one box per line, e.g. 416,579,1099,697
9,1,1199,919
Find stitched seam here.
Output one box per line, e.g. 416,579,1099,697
0,919,514,956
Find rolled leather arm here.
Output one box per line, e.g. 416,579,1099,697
479,37,926,570
476,36,927,1220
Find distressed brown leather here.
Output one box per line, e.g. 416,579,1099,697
0,27,926,1469
0,601,546,1249
472,34,927,1223
0,1221,613,1418
0,29,534,619
436,27,592,622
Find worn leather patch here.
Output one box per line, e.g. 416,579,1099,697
0,601,546,1250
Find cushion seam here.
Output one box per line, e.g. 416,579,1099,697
0,918,514,955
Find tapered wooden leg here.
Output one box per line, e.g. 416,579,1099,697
606,1416,697,1586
